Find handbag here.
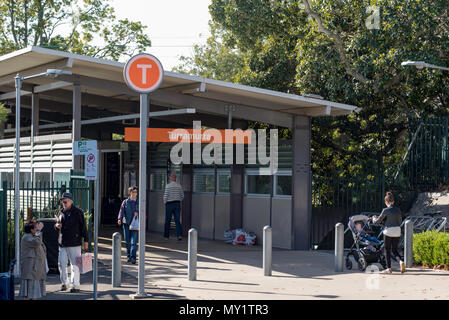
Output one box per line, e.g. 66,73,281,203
75,253,93,274
383,226,401,237
129,215,139,231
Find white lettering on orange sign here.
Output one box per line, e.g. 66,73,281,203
137,64,153,84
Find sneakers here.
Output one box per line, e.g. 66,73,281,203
70,288,80,293
60,285,67,291
381,268,392,274
400,260,406,273
131,259,137,264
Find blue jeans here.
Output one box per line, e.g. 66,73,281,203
122,223,138,260
164,202,182,238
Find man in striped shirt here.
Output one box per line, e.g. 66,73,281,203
163,172,184,240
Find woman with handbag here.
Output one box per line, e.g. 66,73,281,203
19,220,47,300
117,186,139,264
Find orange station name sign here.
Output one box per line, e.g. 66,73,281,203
125,128,252,144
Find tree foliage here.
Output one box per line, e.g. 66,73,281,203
173,23,246,82
177,0,449,179
0,0,151,60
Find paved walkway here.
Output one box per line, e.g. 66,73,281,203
15,225,449,300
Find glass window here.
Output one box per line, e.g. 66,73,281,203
246,175,271,195
0,172,13,188
34,172,51,185
150,172,167,191
275,175,292,196
217,173,230,193
53,172,70,187
193,173,215,193
19,172,32,186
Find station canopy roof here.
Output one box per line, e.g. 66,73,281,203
0,46,359,129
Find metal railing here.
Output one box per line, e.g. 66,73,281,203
0,180,92,272
311,175,385,249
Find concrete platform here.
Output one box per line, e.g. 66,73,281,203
14,225,449,300
96,226,449,300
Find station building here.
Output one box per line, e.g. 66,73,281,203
0,47,358,250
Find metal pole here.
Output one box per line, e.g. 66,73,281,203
188,228,197,281
112,232,122,287
405,220,414,268
263,226,272,276
335,223,344,272
131,93,149,298
93,172,99,300
14,74,22,277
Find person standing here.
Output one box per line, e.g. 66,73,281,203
373,191,406,274
19,220,47,300
117,186,139,264
163,172,184,240
55,192,89,292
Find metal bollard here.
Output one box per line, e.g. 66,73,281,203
112,232,122,287
335,223,344,272
405,220,414,268
188,228,198,281
263,226,272,276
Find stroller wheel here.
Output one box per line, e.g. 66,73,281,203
346,259,353,270
358,258,367,271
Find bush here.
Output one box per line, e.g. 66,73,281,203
413,231,449,268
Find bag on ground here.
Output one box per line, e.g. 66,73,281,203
224,228,256,246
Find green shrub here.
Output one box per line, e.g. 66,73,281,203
413,231,449,268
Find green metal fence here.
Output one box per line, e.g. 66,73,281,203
0,179,92,272
311,175,385,249
310,117,449,249
407,117,449,190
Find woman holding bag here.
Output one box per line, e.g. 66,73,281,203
117,186,139,264
19,220,47,300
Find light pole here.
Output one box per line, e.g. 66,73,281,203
14,69,72,276
401,60,449,71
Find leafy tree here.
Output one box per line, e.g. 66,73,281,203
178,0,449,180
0,0,151,60
173,23,246,82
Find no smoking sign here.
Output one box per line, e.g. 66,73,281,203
85,151,98,180
87,153,96,163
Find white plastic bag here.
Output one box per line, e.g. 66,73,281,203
231,229,256,246
129,215,139,231
224,229,235,244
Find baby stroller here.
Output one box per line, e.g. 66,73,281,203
345,214,387,271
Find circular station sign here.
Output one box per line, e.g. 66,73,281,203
123,53,164,93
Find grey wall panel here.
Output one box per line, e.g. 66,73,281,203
214,195,230,240
149,191,165,233
243,197,270,245
272,198,292,249
191,193,215,239
292,115,312,250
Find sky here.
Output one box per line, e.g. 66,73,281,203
110,0,212,71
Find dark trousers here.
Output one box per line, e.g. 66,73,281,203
384,235,403,268
164,202,182,238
